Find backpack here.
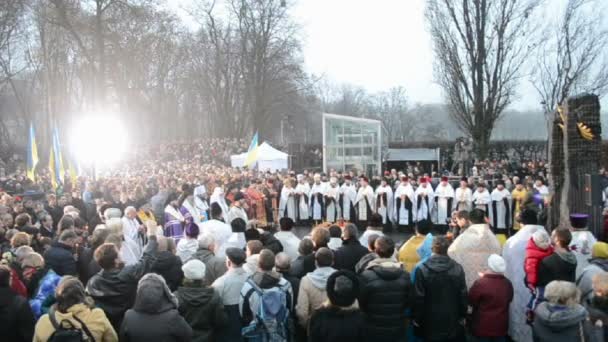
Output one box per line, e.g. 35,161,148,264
48,307,95,342
242,278,290,342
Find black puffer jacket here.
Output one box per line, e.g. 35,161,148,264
175,284,227,342
413,254,467,341
358,258,411,341
334,238,369,272
44,242,77,276
86,236,158,332
0,287,35,342
152,251,184,292
308,305,367,342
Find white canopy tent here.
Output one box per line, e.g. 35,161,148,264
230,142,289,171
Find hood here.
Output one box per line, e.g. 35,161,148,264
590,258,608,271
534,303,587,331
416,233,433,261
355,253,378,274
526,238,553,258
423,255,458,273
177,285,215,307
133,273,178,314
366,257,404,280
308,267,337,289
252,271,282,289
154,251,178,270
194,248,214,261
177,239,198,254
556,250,577,265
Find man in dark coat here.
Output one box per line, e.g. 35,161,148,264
334,223,369,272
290,238,315,279
358,236,411,341
43,229,78,276
86,225,158,332
413,235,468,341
151,236,184,292
192,234,227,285
0,265,35,342
537,228,577,287
175,259,227,342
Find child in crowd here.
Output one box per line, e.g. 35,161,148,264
524,230,553,323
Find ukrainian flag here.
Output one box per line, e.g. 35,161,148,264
49,126,65,190
244,131,259,167
26,122,39,182
67,151,80,188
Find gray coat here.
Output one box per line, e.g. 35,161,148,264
533,302,588,342
192,248,227,285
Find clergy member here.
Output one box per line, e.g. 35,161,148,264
434,176,455,234
355,176,375,229
324,177,341,223
210,186,229,219
294,174,310,225
455,177,472,212
339,175,357,222
393,176,416,232
490,180,512,244
375,177,394,231
415,177,434,223
309,173,326,224
279,178,297,221
164,193,185,241
472,182,491,213
511,179,528,230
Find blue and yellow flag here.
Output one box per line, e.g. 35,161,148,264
26,122,39,182
49,126,65,190
66,150,80,188
244,131,259,167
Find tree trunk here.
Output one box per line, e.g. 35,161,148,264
95,0,105,106
559,106,570,227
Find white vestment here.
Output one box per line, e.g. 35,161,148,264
503,224,545,342
210,187,229,219
339,183,357,221
324,184,341,223
225,206,249,226
295,182,311,220
309,183,326,221
570,230,597,278
121,217,143,266
490,189,512,230
434,184,455,225
414,185,434,222
455,187,473,212
355,185,375,221
393,183,416,225
279,187,297,221
200,219,233,259
374,185,393,224
472,189,491,212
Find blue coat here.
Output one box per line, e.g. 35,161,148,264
29,269,61,319
44,242,77,276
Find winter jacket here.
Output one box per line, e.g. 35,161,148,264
239,271,293,325
411,234,433,283
398,235,426,273
260,231,284,255
577,258,608,302
0,287,35,342
308,305,367,342
333,238,369,273
537,250,577,287
583,295,608,342
525,237,554,288
120,273,192,342
43,241,77,276
86,236,158,332
413,254,467,341
532,302,588,342
192,248,227,285
33,303,118,342
212,267,249,342
152,250,184,292
296,267,338,328
175,284,227,342
358,258,411,341
77,246,95,285
290,254,315,279
176,238,199,263
468,273,514,337
354,253,378,274
29,268,61,319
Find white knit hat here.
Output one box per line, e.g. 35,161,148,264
182,259,206,280
532,230,551,250
487,254,506,274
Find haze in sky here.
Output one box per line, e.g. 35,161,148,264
167,0,554,111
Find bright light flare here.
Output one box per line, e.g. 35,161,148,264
71,116,127,166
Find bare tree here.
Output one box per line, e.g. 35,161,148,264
426,0,539,157
532,0,608,118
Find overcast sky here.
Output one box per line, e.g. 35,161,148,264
167,0,590,112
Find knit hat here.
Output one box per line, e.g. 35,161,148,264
593,242,608,259
326,270,359,307
532,230,551,250
487,254,506,273
182,259,206,280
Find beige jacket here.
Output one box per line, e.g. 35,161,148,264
34,303,118,342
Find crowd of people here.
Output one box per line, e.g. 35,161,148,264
0,144,607,342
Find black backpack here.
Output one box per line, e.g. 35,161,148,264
48,307,95,342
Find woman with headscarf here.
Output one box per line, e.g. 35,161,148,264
120,273,192,341
33,276,117,341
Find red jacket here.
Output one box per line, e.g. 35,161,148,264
468,273,514,337
524,237,553,287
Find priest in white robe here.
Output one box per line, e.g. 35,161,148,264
355,176,375,229
454,177,473,212
181,190,207,229
374,177,394,230
414,177,434,223
503,208,544,342
490,180,512,243
324,177,341,223
201,202,233,259
393,176,416,232
569,213,597,278
294,175,310,224
434,176,455,234
339,175,357,222
225,191,249,226
209,187,229,219
121,206,144,265
472,183,491,213
309,174,326,224
279,178,297,221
